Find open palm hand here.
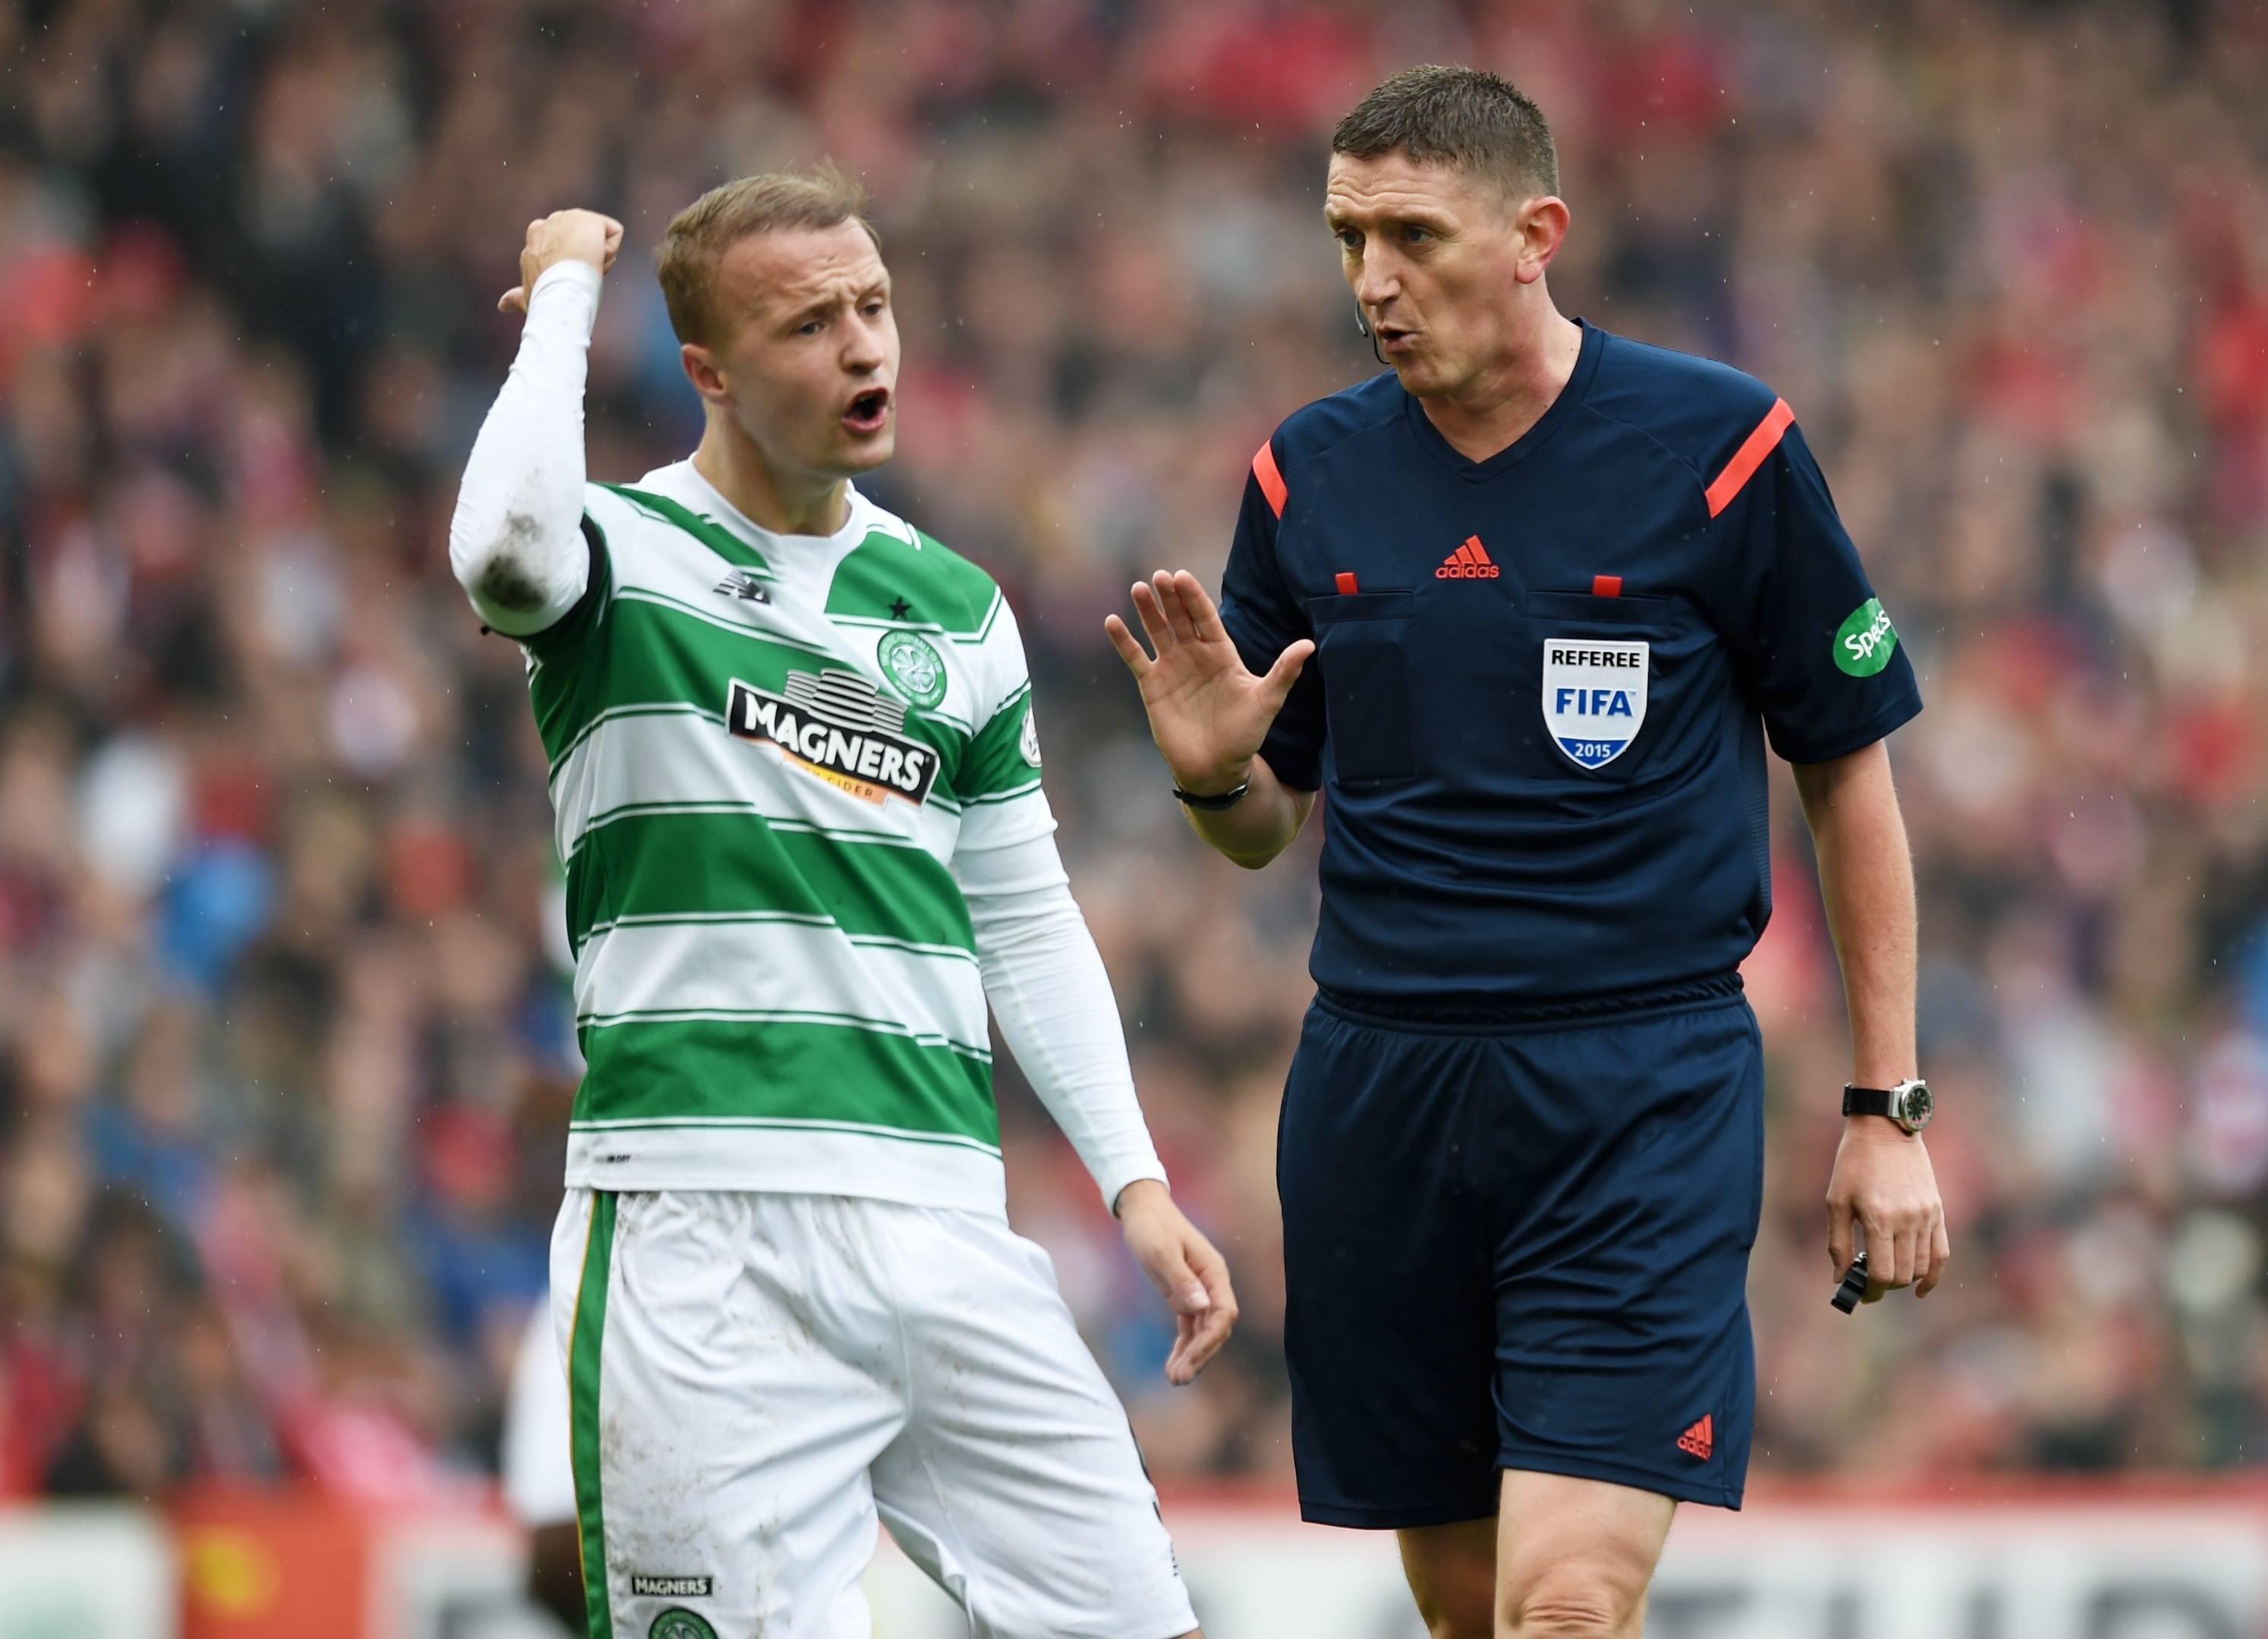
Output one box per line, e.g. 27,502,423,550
1103,571,1313,794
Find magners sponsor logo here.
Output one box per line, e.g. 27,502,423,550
632,1575,713,1598
726,668,938,806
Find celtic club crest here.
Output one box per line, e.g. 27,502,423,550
876,628,947,709
650,1609,718,1639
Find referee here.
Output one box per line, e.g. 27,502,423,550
1107,67,1947,1639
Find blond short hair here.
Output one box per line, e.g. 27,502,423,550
656,161,878,346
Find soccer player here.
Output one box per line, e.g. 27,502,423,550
1107,67,1947,1639
451,171,1222,1639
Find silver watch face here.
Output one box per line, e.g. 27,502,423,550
1894,1080,1933,1132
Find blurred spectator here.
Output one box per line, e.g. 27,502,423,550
2,0,2267,1502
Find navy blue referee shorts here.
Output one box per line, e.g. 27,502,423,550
1278,986,1764,1527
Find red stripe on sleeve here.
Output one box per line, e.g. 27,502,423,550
1703,398,1795,519
1252,441,1288,517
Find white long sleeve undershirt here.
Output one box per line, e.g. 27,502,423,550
450,262,1167,1212
955,834,1167,1212
448,260,599,637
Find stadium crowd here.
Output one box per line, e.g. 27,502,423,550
0,0,2265,1504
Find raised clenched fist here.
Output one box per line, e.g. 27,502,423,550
498,209,624,315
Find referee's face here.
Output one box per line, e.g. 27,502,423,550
1326,151,1562,401
682,219,901,486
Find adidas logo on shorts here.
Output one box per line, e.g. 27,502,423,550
1676,1414,1713,1461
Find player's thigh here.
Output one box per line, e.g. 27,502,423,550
1489,1002,1764,1508
1496,1471,1675,1637
1278,1002,1500,1527
871,1205,1197,1639
555,1189,904,1639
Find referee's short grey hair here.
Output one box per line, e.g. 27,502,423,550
1332,65,1560,204
658,160,879,347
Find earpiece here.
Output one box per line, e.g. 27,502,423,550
1354,303,1388,367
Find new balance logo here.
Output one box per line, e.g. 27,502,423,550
1676,1414,1713,1461
715,571,771,603
1436,536,1500,579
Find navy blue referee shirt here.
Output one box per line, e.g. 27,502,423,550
1219,321,1922,1013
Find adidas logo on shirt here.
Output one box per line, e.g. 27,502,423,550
1436,536,1500,579
1676,1414,1714,1461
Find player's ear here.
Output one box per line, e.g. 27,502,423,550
1513,195,1570,285
681,341,730,404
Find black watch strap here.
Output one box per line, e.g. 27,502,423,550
1842,1084,1894,1119
1845,1079,1933,1134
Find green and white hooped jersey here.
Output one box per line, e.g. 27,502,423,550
530,463,1048,1210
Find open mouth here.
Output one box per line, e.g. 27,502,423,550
843,388,891,436
1377,326,1414,351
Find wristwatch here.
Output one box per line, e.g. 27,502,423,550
1843,1079,1933,1134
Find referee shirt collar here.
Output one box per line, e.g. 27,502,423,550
1402,318,1605,483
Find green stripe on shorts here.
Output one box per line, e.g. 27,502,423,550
571,1191,618,1638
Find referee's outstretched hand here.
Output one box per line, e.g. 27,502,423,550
1105,571,1313,797
1115,1180,1238,1383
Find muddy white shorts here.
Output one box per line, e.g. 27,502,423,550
550,1189,1197,1639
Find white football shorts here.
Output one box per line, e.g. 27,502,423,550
549,1188,1197,1639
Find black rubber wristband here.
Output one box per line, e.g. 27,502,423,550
1172,779,1251,811
1842,1085,1894,1119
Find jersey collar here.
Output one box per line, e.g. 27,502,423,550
645,459,876,552
1401,319,1606,483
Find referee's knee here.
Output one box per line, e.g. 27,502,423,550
1500,1562,1646,1637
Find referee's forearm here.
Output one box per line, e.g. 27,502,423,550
1185,755,1313,869
1793,742,1918,1090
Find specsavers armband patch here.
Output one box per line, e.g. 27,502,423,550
1834,598,1897,677
1542,639,1649,769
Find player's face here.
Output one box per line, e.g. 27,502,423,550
1325,152,1560,400
688,220,900,485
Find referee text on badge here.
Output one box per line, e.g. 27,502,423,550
1541,639,1650,769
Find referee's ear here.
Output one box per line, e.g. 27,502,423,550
1511,193,1571,285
